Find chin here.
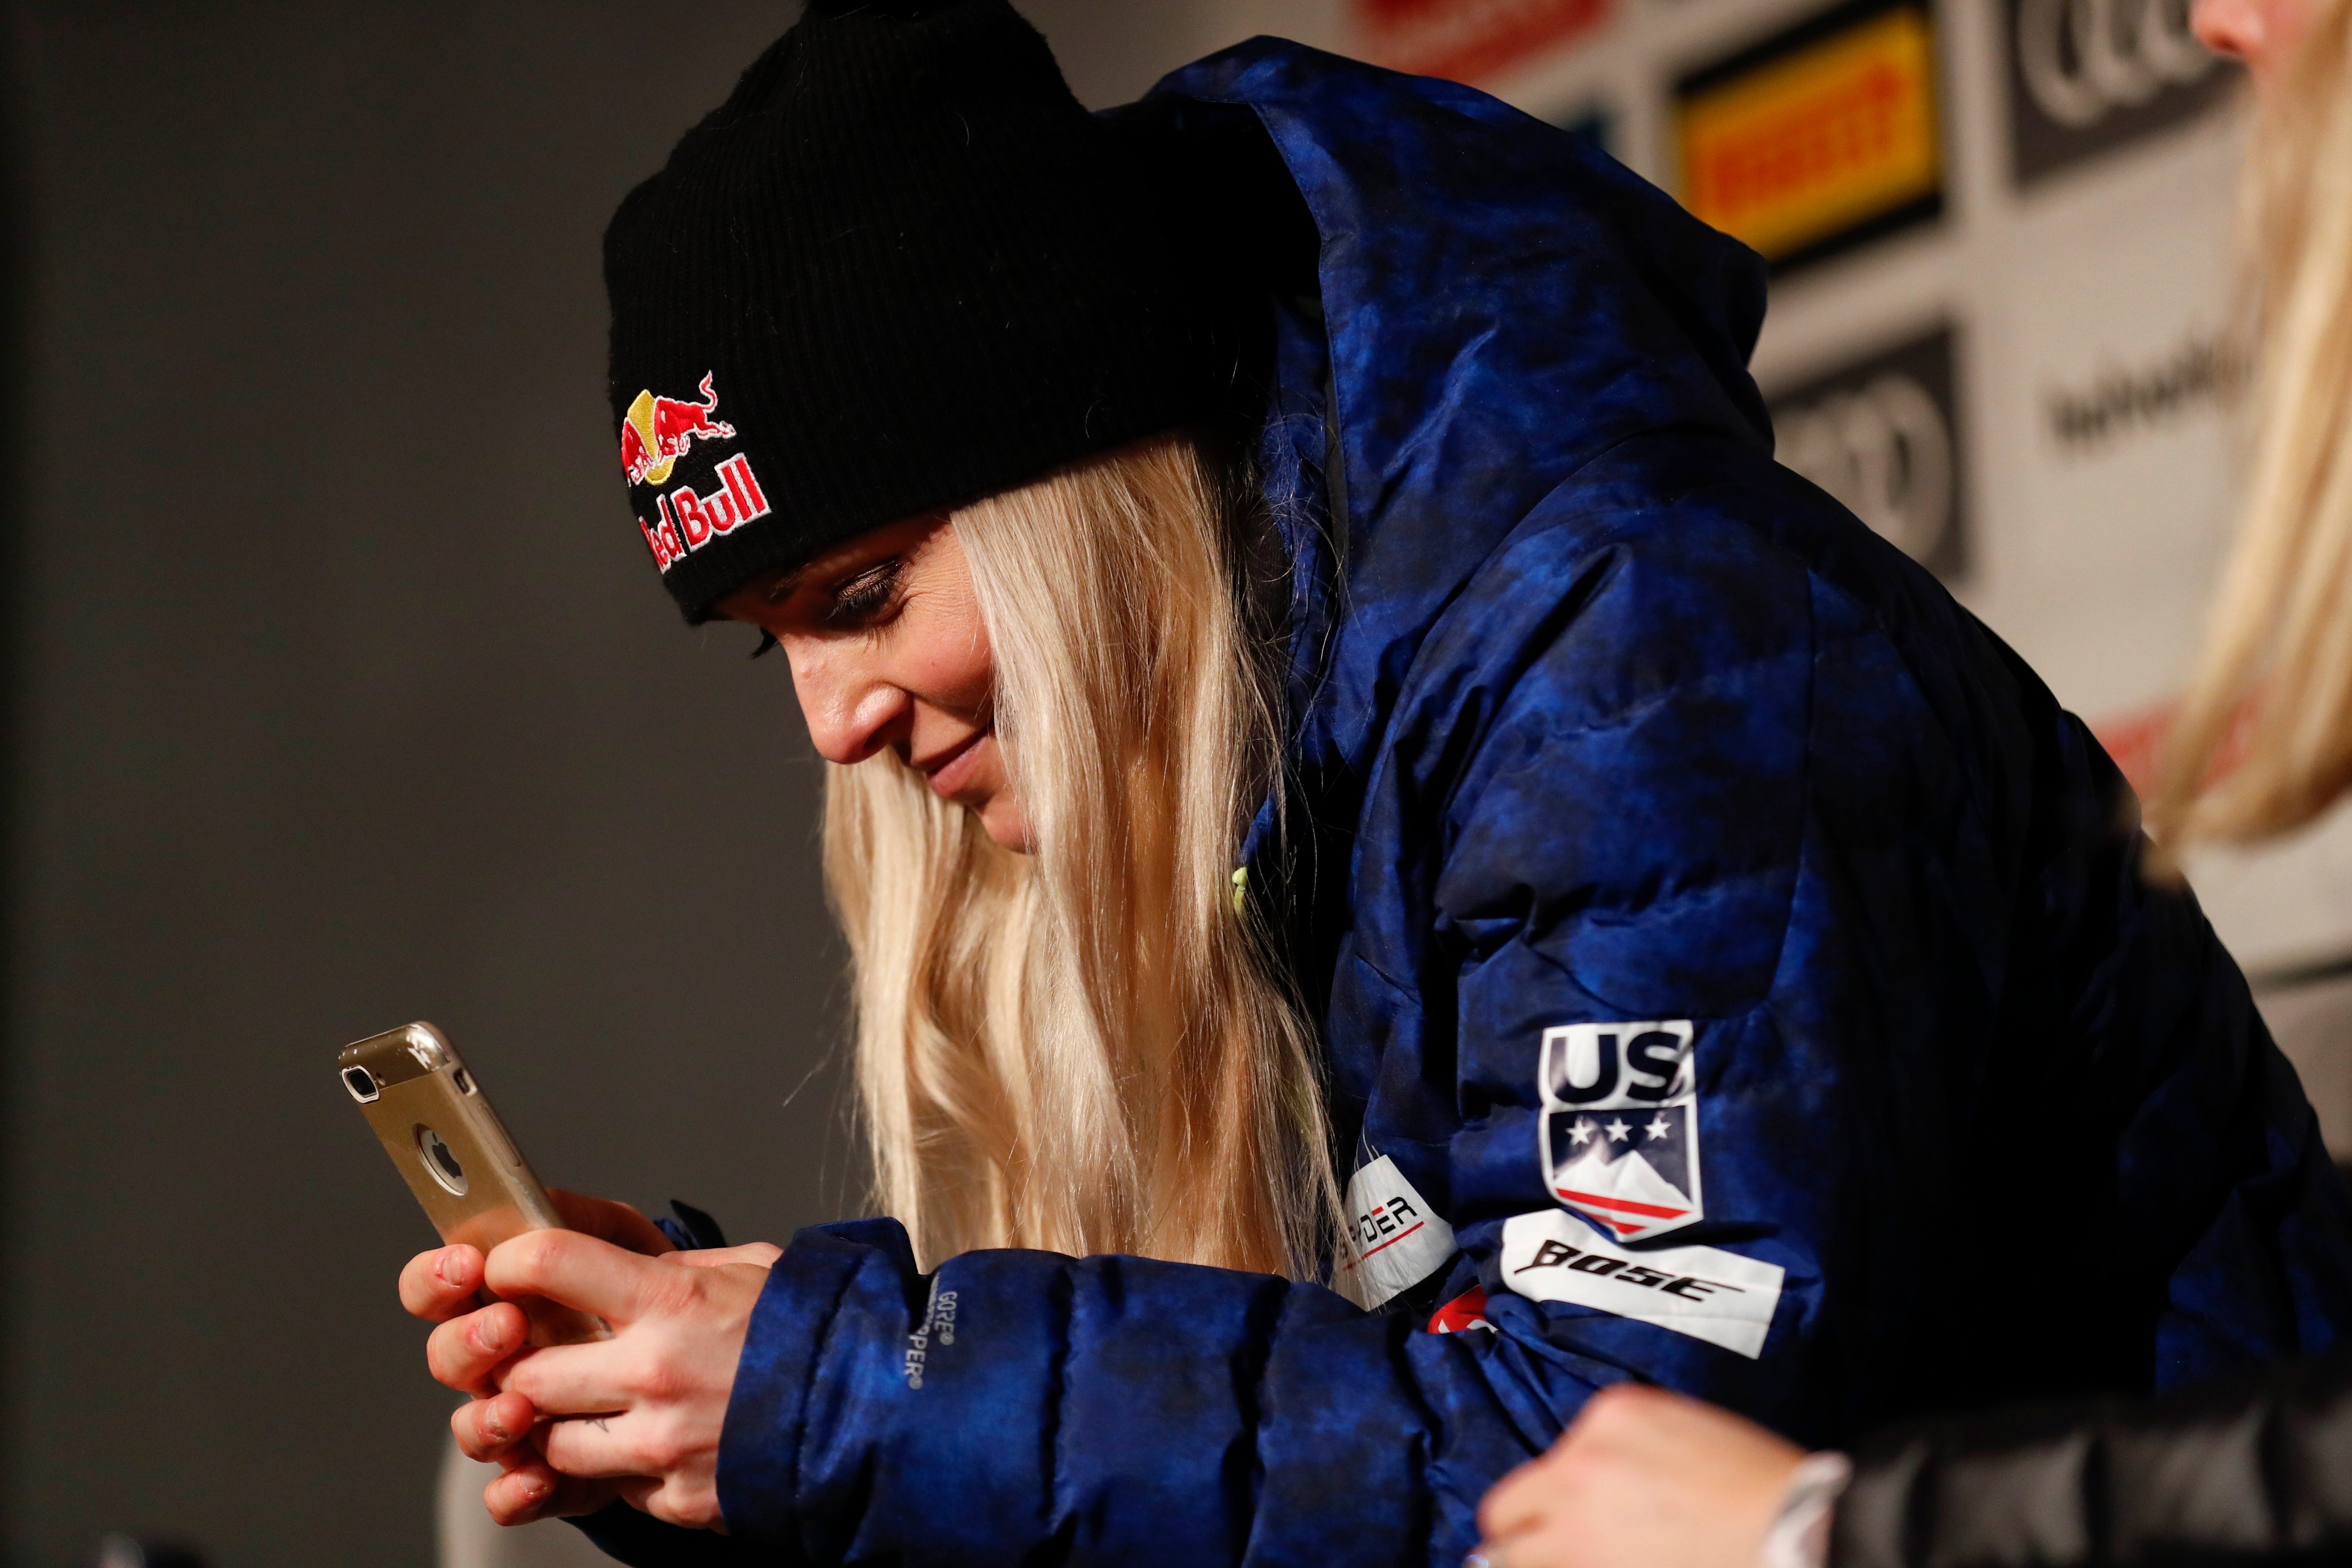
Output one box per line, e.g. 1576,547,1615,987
977,797,1031,854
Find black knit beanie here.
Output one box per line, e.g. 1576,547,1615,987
604,0,1238,623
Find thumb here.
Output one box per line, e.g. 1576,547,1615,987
545,1188,677,1256
672,1242,783,1270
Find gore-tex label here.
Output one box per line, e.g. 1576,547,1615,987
904,1276,959,1390
1498,1210,1784,1359
1338,1155,1456,1311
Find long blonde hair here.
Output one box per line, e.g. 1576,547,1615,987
821,432,1338,1276
2152,0,2352,843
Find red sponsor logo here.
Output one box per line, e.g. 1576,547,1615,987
619,372,738,489
1427,1286,1494,1334
2091,693,2258,800
637,451,772,573
1355,0,1612,84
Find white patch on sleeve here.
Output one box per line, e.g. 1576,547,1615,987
1498,1210,1785,1359
1337,1155,1456,1310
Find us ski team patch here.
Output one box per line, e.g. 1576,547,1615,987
1538,1020,1704,1243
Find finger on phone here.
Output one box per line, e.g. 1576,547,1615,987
500,1338,641,1418
671,1241,782,1270
484,1461,620,1525
547,1188,676,1256
484,1228,667,1326
534,1411,650,1479
484,1461,562,1526
426,1301,531,1394
451,1389,539,1464
399,1245,485,1321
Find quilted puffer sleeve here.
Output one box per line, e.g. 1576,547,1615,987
714,1218,1475,1566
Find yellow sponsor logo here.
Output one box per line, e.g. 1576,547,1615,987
1676,5,1941,263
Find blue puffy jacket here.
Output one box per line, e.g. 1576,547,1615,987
582,37,2352,1568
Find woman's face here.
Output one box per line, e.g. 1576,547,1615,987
716,516,1029,851
2193,0,2314,77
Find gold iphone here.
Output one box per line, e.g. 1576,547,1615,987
340,1020,601,1344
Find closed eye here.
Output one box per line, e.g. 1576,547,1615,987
825,559,904,629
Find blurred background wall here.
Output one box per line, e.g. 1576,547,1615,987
1,6,845,1565
3,0,2337,1565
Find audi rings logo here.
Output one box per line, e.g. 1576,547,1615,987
2007,0,2233,184
1769,326,1967,582
2019,0,2210,126
1781,376,1954,566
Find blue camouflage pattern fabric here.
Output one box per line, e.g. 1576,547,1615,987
578,37,2352,1568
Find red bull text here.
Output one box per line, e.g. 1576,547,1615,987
619,372,772,573
638,452,771,572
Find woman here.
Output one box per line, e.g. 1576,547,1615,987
396,2,2352,1562
1470,0,2352,1563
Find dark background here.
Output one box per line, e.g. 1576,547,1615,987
0,5,1223,1563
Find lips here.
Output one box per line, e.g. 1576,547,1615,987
916,728,988,799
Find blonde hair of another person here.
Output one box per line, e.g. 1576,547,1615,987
2153,0,2352,845
822,433,1339,1277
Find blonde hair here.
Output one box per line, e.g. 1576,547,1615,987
821,433,1338,1276
2152,0,2352,844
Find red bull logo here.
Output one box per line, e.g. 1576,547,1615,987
637,452,772,573
619,371,737,488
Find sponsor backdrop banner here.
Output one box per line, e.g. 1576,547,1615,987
1315,0,2333,971
1674,0,1945,272
1766,323,1967,581
1352,0,1615,80
2004,0,2234,184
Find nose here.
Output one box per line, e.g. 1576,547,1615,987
2190,0,2265,64
787,644,912,765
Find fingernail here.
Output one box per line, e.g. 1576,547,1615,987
478,1315,509,1354
436,1251,465,1287
483,1406,509,1443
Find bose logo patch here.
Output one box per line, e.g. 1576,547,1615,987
1338,1154,1456,1311
1499,1210,1784,1359
1539,1020,1704,1243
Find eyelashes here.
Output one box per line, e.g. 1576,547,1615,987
824,558,904,628
747,557,903,659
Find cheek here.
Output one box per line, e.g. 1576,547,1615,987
894,600,995,714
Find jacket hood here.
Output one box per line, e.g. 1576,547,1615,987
1134,38,1773,849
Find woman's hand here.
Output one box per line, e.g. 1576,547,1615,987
398,1189,779,1528
1472,1383,1807,1568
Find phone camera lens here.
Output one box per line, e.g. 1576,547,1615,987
416,1126,468,1196
342,1067,379,1103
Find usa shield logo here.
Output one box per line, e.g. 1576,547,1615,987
1537,1021,1703,1243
